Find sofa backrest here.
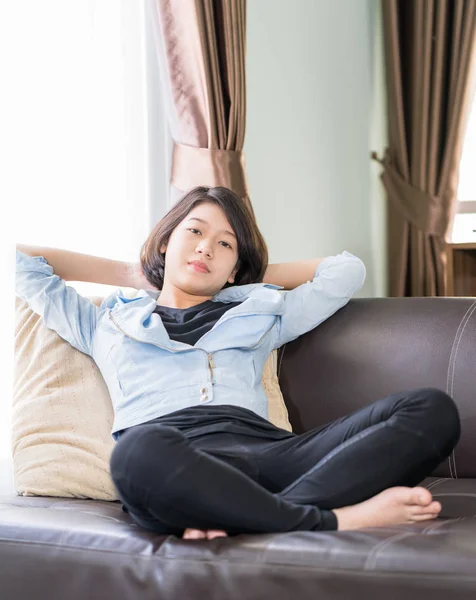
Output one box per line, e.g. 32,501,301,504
278,297,476,478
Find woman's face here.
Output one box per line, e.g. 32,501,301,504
160,202,240,296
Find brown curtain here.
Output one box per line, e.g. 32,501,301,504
373,0,476,296
153,0,255,218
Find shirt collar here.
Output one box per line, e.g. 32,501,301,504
140,281,284,304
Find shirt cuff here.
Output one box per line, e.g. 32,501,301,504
16,250,53,275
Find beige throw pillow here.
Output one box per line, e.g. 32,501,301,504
12,291,292,500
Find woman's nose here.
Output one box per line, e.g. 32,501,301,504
196,244,212,257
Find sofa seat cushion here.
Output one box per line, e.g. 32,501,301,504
1,477,476,600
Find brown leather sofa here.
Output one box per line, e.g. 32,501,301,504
1,297,476,600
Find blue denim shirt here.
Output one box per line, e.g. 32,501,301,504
15,250,366,440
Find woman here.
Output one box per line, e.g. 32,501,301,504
16,185,460,540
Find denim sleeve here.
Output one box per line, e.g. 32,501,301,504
15,250,101,356
271,251,366,349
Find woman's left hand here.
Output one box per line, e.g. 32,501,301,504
128,262,158,291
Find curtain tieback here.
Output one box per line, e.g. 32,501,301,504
171,142,249,197
371,149,450,237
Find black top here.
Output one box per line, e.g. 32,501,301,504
130,404,294,441
153,299,243,346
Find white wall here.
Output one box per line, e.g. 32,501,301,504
368,0,389,297
245,0,388,297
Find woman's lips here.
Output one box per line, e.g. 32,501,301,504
188,263,210,273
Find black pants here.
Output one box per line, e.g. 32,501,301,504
109,388,460,536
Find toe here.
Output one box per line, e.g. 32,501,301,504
427,500,442,513
183,528,206,539
411,500,442,515
410,512,439,522
410,486,433,506
206,530,228,539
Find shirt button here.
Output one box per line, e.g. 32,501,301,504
200,394,208,402
200,387,207,393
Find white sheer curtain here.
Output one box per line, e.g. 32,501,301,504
458,96,476,203
0,0,170,491
453,75,476,242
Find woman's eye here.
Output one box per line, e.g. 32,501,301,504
188,228,232,249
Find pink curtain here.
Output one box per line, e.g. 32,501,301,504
153,0,255,218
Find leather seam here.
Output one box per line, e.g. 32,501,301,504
425,478,447,490
364,532,414,570
445,300,476,478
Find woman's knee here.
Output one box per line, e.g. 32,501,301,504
110,424,183,482
412,387,461,447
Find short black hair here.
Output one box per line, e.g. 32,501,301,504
140,186,269,290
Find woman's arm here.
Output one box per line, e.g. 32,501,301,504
263,258,326,290
16,244,134,287
269,252,366,350
16,250,104,356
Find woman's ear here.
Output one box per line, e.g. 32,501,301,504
228,263,239,284
160,244,167,255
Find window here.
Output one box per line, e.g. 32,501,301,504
452,60,476,242
1,0,169,485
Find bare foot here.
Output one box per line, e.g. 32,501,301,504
332,486,442,530
182,528,228,540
